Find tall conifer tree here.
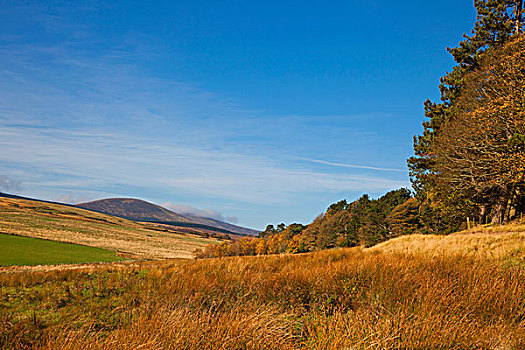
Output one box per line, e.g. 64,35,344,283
408,1,524,226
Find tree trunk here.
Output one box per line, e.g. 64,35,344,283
479,204,487,225
504,196,513,223
491,204,505,224
491,186,510,224
516,0,524,35
503,183,518,223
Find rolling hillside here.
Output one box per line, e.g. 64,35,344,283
77,198,259,236
0,196,217,260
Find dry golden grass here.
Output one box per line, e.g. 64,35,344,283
3,211,525,349
370,223,525,261
0,197,216,260
2,234,525,349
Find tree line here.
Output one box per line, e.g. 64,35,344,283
195,188,424,258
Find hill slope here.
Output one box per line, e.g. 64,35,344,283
0,196,216,259
77,198,259,236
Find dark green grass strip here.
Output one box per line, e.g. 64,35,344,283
0,233,123,266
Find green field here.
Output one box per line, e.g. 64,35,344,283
0,233,122,266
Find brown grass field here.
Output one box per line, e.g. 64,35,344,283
2,221,525,349
0,197,216,260
370,222,525,262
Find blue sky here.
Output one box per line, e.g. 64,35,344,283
0,1,476,229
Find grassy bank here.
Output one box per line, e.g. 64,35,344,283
370,231,525,261
0,233,123,266
2,236,525,349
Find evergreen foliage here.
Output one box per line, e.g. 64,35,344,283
432,35,525,224
408,0,525,229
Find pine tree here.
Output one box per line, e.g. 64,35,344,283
432,35,525,223
408,0,524,227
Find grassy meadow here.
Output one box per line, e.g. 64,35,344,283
0,197,216,260
2,229,525,349
0,233,123,266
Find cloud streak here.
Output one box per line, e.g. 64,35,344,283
298,157,406,172
0,43,408,205
0,126,407,205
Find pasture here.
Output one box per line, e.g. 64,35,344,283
0,233,122,266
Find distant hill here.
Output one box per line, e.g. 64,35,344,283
0,194,216,260
77,198,259,236
77,198,193,223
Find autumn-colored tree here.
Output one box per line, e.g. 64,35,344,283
258,224,276,238
299,189,412,249
286,235,307,254
432,35,525,223
255,239,267,255
266,235,281,255
409,0,524,229
299,214,324,251
385,197,422,236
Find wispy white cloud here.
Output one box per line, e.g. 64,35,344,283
297,157,406,172
0,39,408,205
0,125,406,205
0,175,22,193
54,194,93,204
161,202,239,223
